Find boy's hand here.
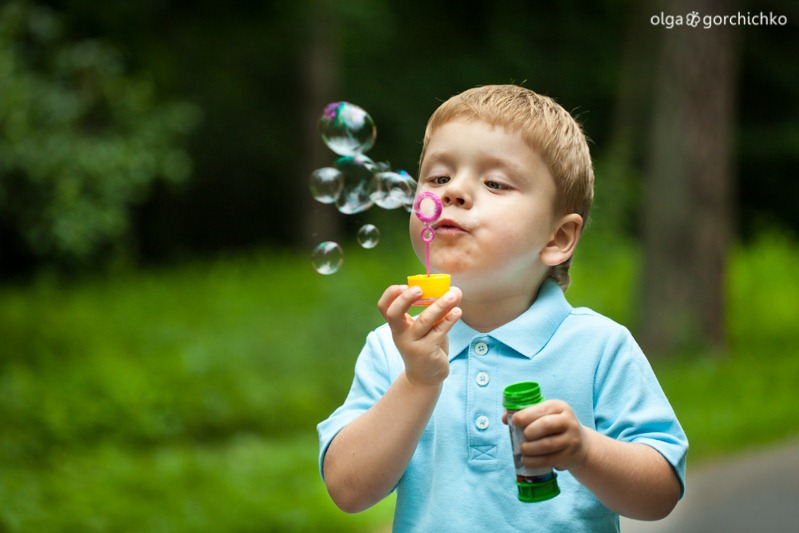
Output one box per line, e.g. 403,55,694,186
504,399,588,472
378,285,462,387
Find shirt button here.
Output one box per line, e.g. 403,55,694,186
476,372,490,386
475,415,490,430
474,342,489,356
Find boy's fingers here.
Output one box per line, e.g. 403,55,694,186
434,305,462,332
382,285,423,329
379,285,462,339
523,414,563,442
511,400,564,424
509,402,565,438
410,288,462,339
377,285,407,316
514,401,575,442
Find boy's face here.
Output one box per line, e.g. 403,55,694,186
411,119,564,300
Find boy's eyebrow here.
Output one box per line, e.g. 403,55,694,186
478,156,532,186
420,150,451,167
483,155,525,175
422,151,519,169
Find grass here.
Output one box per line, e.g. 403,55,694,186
0,246,403,532
0,231,797,531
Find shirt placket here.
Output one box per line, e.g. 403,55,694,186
466,336,500,466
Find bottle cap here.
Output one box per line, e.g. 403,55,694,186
503,382,543,410
407,274,451,306
517,474,560,502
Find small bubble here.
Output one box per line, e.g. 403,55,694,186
311,241,344,275
309,167,344,204
357,224,380,249
319,102,376,156
372,170,417,209
335,154,377,214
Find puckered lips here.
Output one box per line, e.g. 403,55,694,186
433,218,467,235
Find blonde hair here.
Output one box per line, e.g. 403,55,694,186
420,84,594,290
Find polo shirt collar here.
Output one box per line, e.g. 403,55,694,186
447,280,572,361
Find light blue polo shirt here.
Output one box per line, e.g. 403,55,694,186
318,280,688,532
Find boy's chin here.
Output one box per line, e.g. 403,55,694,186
424,255,466,275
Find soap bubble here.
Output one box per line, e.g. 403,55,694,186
335,154,378,214
310,101,416,273
319,102,376,156
357,224,380,249
372,170,417,209
310,167,344,204
311,241,344,275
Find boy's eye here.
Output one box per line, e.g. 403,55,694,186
486,180,507,190
431,176,450,185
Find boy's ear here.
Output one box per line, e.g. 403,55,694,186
541,214,583,267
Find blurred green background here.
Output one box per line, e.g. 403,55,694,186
1,0,798,531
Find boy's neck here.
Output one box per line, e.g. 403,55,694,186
457,282,544,333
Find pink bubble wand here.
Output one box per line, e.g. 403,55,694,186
407,191,450,305
413,191,443,277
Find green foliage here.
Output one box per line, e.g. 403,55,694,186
658,231,799,460
0,247,405,531
0,0,200,265
1,436,395,532
0,235,796,530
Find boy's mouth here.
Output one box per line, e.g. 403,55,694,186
433,218,466,234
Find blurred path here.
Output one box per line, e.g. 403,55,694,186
622,438,799,532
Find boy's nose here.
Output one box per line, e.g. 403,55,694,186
441,178,471,208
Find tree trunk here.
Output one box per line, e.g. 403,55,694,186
299,1,343,250
639,0,740,356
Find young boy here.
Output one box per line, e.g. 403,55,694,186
317,85,688,531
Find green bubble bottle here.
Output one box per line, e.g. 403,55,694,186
503,382,561,502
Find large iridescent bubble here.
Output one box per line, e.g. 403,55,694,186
318,102,376,156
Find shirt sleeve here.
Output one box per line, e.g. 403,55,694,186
316,326,400,481
592,326,689,497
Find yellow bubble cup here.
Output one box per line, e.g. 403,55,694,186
407,273,451,306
